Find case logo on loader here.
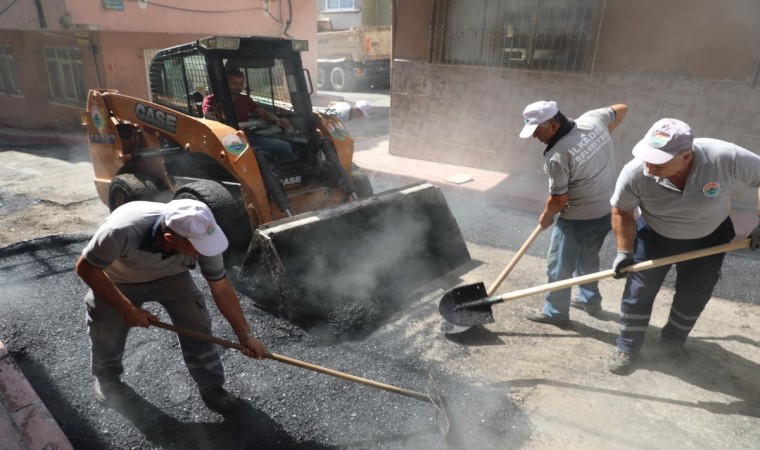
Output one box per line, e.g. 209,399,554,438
135,103,177,134
281,175,302,186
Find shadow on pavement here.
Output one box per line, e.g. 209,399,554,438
104,385,326,449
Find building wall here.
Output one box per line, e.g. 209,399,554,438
0,0,316,130
391,0,760,208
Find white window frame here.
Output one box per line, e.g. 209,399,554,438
0,45,20,94
43,46,87,105
322,0,359,12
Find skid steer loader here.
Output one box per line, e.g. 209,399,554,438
81,35,470,330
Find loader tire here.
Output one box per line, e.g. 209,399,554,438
172,181,251,267
108,173,158,212
330,66,356,92
316,66,332,90
351,168,373,198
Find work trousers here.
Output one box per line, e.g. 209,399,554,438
85,271,225,394
615,216,735,354
543,213,611,318
250,135,294,162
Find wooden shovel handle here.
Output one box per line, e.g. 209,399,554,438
148,319,430,402
487,224,543,295
489,238,750,305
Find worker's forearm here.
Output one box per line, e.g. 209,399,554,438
255,106,278,124
539,194,569,229
209,277,251,340
611,208,636,252
608,104,628,133
75,256,136,317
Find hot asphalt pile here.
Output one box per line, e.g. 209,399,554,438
0,235,531,449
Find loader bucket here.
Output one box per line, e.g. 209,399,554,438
234,182,470,332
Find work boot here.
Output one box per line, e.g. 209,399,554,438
607,351,633,375
200,386,240,415
570,299,601,316
525,310,569,326
94,377,129,404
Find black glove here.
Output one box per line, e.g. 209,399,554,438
612,251,634,279
749,222,760,250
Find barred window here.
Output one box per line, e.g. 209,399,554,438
435,0,603,73
44,47,86,104
0,45,20,93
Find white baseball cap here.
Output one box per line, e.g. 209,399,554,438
519,100,559,138
355,100,370,118
163,199,229,256
632,118,694,165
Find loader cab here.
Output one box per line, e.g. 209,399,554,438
149,36,318,167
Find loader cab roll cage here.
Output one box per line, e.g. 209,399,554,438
148,36,320,165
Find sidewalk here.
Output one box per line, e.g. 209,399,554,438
0,341,73,450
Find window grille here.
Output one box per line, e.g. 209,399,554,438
0,45,20,93
43,47,86,104
434,0,603,73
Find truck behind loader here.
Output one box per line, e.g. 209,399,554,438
81,35,469,331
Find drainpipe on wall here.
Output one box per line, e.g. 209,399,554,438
89,39,103,89
751,58,760,89
589,0,606,76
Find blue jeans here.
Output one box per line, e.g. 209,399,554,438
542,214,611,319
615,216,734,354
250,135,294,162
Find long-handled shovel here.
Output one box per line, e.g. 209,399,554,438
442,224,543,334
149,319,450,436
439,239,750,329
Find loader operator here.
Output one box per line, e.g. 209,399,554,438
75,199,267,415
519,100,627,326
607,118,760,374
202,68,294,161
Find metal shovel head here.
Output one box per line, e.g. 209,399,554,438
438,282,494,327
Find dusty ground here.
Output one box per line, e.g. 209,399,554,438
2,142,760,448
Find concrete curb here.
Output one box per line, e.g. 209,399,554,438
0,341,74,450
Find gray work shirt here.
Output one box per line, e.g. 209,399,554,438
611,138,760,239
545,107,617,220
82,201,226,284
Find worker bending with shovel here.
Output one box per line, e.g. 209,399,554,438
607,118,760,374
76,199,267,415
519,100,627,325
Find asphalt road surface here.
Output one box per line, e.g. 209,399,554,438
0,233,529,449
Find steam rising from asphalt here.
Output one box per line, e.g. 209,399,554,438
239,184,470,336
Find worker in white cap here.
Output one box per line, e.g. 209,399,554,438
607,118,760,374
327,99,371,122
519,100,627,326
76,198,266,415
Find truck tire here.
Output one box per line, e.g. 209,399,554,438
172,180,251,267
316,67,332,90
330,66,356,92
108,173,158,212
351,168,373,199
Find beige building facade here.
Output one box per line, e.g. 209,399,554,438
0,0,316,130
391,0,760,207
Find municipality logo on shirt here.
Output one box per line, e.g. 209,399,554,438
703,182,721,198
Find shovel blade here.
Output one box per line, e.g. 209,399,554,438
438,282,495,327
